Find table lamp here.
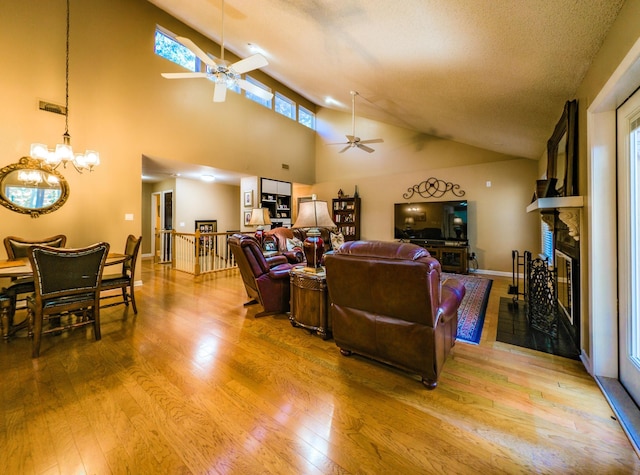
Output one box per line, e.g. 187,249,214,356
293,197,336,272
453,216,463,239
249,208,271,244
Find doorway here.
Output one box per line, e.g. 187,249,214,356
151,190,173,263
617,87,640,405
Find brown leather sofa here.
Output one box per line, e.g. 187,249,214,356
264,227,334,264
228,234,294,317
324,240,466,389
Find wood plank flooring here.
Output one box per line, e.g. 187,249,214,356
1,259,638,474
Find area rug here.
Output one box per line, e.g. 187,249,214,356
442,272,493,344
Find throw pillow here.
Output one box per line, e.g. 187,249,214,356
330,232,345,250
286,237,304,251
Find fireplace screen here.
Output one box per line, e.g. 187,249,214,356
555,249,573,324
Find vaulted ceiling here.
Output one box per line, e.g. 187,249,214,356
147,0,625,161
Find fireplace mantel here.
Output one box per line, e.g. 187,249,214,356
526,196,584,241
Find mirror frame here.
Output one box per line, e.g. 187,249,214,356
546,100,578,197
0,157,69,218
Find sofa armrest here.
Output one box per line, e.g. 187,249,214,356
282,249,304,263
268,264,293,280
266,255,288,267
437,278,466,323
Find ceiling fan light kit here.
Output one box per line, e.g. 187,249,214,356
161,0,273,103
330,91,384,153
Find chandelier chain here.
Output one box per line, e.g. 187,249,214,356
64,0,70,136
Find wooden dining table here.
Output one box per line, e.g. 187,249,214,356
0,253,129,279
0,253,130,340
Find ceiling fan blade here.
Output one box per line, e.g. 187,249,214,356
175,36,218,68
357,143,375,153
345,135,356,143
161,72,209,79
328,141,349,145
339,145,352,153
359,138,384,144
231,53,268,74
213,82,228,102
237,78,274,101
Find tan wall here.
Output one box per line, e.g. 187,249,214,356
0,0,315,260
174,179,240,234
313,108,540,273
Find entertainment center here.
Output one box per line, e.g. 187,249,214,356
394,200,469,274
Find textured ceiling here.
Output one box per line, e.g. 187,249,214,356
147,0,624,163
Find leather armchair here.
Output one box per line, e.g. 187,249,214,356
264,227,304,264
228,234,294,317
324,240,466,389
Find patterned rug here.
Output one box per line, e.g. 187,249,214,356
442,272,493,344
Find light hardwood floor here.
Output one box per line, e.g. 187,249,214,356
1,259,638,474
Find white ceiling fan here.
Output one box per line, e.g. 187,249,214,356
331,91,384,153
161,0,273,103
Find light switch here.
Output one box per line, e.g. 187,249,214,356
124,213,134,221
179,222,185,227
486,181,492,188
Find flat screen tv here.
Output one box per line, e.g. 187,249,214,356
394,200,468,243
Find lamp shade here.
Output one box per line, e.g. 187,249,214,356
293,200,335,229
453,217,463,226
249,208,271,226
293,200,335,271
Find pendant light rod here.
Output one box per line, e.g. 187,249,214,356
220,0,225,62
351,90,358,137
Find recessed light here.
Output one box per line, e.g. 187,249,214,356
325,97,340,106
201,174,216,182
247,43,266,55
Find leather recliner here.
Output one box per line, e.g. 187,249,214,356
324,240,466,389
228,234,294,317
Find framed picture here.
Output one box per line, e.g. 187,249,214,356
244,210,252,226
244,191,253,208
262,236,277,252
195,220,217,233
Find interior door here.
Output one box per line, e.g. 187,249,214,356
617,87,640,404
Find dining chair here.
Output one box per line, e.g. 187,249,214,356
2,234,68,337
100,235,142,313
4,234,67,259
26,242,110,358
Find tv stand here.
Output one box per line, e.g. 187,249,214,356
409,240,469,274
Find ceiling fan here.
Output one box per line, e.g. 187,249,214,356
331,91,384,153
161,0,273,103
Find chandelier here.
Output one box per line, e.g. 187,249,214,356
29,0,99,174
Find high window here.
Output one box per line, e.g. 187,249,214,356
275,92,296,120
245,76,272,109
298,106,315,129
154,27,197,72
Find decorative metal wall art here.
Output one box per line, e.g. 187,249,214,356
402,177,465,200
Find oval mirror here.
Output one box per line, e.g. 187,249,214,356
0,157,69,218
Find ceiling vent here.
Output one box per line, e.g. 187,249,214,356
38,100,66,115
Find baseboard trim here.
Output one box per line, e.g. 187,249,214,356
470,269,512,278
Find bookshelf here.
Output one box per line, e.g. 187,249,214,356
332,197,361,241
